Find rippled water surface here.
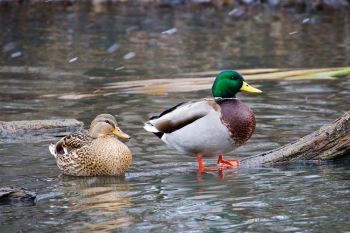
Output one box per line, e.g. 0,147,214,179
1,3,350,233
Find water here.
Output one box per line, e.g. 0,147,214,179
1,3,350,232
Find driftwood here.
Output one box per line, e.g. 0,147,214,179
0,119,83,140
241,110,350,166
0,186,36,205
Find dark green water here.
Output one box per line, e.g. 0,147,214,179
1,3,350,232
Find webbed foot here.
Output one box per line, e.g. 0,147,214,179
217,154,240,169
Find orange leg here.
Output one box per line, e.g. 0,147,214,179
196,153,240,172
195,153,204,176
195,153,218,170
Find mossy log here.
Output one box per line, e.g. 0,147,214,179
241,110,350,166
0,119,83,139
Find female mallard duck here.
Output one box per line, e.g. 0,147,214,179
144,70,262,171
49,114,132,176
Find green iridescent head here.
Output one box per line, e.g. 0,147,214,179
211,70,262,98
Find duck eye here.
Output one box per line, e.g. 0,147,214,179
231,76,238,80
105,120,110,124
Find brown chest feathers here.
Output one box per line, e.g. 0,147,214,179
218,99,256,145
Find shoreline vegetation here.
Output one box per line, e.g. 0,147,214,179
0,0,349,12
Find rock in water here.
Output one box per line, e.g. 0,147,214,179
0,119,84,140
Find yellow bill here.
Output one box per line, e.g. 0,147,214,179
240,81,262,93
112,128,130,139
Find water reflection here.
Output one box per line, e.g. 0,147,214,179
0,2,350,233
54,176,133,232
1,4,350,74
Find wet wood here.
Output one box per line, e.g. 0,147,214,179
102,67,350,96
0,119,84,139
241,110,350,166
0,186,36,204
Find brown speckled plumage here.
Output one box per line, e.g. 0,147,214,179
50,114,132,176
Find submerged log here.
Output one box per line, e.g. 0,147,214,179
0,186,36,205
241,110,350,166
0,119,83,139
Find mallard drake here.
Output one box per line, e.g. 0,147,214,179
144,70,262,171
49,114,132,176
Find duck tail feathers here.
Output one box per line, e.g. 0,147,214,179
143,121,159,133
144,122,164,139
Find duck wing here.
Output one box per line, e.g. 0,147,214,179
50,132,91,157
63,132,91,149
144,100,217,135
